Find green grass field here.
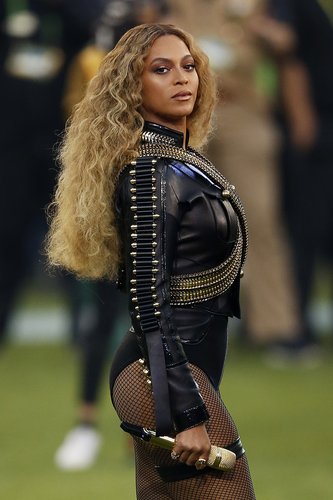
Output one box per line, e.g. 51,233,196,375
1,339,333,500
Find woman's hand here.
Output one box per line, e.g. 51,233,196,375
171,424,211,467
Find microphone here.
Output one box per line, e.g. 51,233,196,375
120,422,237,471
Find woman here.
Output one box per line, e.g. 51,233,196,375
47,23,255,499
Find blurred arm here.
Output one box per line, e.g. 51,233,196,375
279,59,318,150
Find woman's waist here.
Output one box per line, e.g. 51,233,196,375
171,292,238,343
110,313,229,393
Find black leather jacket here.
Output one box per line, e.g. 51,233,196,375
116,122,244,436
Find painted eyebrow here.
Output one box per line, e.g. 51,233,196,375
149,55,194,65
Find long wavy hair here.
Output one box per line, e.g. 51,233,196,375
46,23,217,279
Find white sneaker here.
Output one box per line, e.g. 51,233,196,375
54,425,102,470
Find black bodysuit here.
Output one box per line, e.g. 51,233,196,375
109,121,247,437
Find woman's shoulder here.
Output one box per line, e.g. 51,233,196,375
118,151,220,195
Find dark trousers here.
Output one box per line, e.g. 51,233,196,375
62,277,127,404
281,116,333,340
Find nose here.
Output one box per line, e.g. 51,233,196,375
174,67,188,84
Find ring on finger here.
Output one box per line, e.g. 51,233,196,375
195,458,207,470
171,451,180,460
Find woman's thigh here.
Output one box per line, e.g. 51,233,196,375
112,361,255,499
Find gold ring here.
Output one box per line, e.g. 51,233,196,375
195,458,207,470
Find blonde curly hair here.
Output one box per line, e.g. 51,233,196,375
46,23,217,279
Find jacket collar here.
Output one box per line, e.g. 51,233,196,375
142,121,189,148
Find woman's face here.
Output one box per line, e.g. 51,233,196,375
140,35,199,132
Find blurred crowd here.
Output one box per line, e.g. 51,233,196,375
1,0,332,470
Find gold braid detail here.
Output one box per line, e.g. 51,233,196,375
169,230,243,305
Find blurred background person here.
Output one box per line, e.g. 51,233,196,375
54,0,170,471
54,278,128,470
0,0,102,347
0,0,120,471
62,0,170,116
262,0,333,358
168,0,305,352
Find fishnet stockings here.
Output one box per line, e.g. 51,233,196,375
112,361,255,499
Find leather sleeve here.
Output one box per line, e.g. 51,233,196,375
118,156,209,435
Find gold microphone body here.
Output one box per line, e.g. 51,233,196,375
146,430,236,471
